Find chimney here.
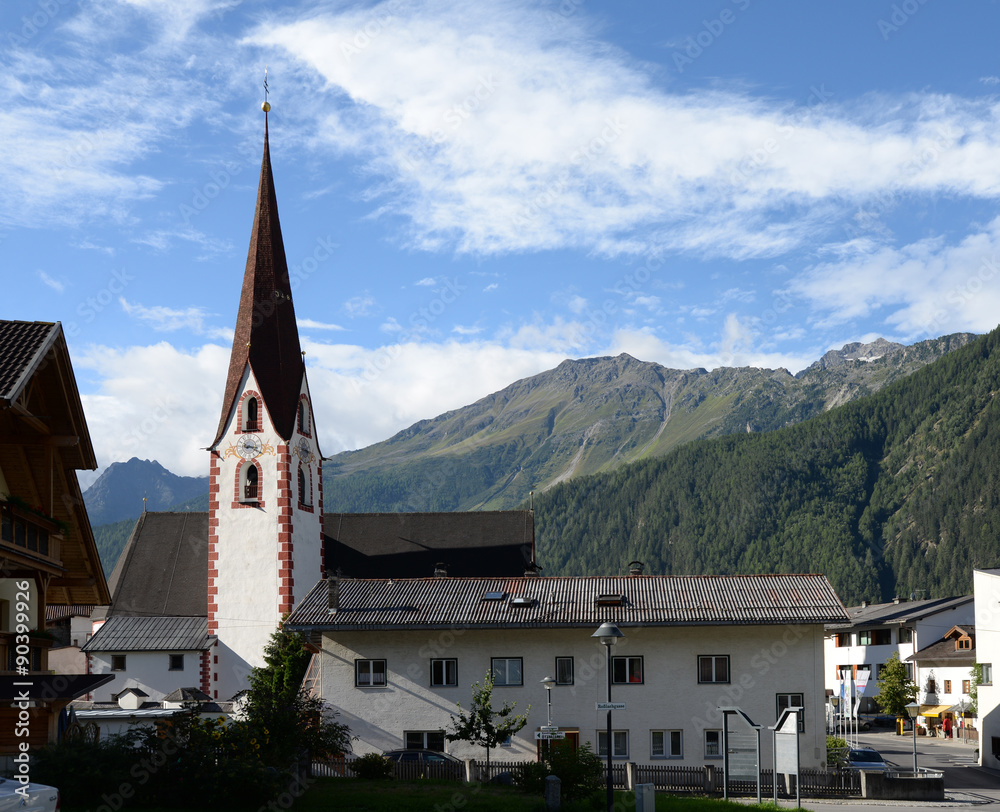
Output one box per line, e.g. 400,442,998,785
861,600,867,609
434,562,448,578
893,596,901,605
328,575,340,612
524,562,541,578
628,560,645,577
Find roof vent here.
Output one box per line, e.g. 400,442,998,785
328,576,340,612
524,562,542,577
510,596,534,608
893,596,901,605
628,561,644,576
860,600,867,609
596,593,624,607
434,562,448,578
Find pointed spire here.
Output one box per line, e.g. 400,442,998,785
214,111,304,444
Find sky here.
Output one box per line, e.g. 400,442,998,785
5,0,1000,486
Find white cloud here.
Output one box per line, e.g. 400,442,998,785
38,271,65,293
344,294,376,317
567,295,588,314
251,2,1000,261
483,283,498,293
792,216,1000,339
415,277,437,286
298,318,345,331
119,298,230,339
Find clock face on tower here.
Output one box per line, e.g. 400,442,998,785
295,437,311,463
236,434,264,460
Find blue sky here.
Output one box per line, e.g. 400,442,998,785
5,0,1000,484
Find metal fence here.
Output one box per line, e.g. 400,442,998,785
312,755,863,798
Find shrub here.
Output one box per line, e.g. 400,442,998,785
350,752,395,779
547,744,603,801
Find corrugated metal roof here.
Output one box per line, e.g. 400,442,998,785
82,615,212,652
286,573,849,631
825,595,973,630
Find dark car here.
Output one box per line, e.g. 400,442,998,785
382,749,465,779
844,747,890,772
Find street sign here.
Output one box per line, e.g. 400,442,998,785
596,702,626,710
539,725,559,732
535,731,566,740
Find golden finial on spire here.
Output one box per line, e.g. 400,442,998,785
261,66,271,113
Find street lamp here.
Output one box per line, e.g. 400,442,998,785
540,676,557,727
592,622,625,812
905,701,920,774
829,695,840,734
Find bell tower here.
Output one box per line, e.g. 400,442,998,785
206,104,324,700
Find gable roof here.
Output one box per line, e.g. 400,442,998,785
826,595,973,631
908,625,977,665
102,512,209,618
83,615,212,652
213,118,304,446
0,320,108,604
324,511,534,577
286,573,849,631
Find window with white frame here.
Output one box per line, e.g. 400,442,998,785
405,730,445,751
699,655,729,684
356,659,387,687
651,730,682,759
597,730,629,758
981,663,993,685
704,730,722,758
431,658,458,687
491,657,523,686
899,627,913,643
776,692,805,732
555,656,574,685
612,655,643,684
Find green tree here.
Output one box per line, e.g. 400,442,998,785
970,664,983,716
447,671,530,772
874,652,918,716
240,622,353,764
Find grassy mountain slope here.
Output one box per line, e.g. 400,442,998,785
322,334,973,512
534,329,1000,605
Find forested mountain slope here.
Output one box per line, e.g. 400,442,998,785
322,334,972,512
535,328,1000,605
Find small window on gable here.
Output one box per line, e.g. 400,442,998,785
111,655,126,672
242,465,259,503
245,397,260,432
298,399,310,435
169,654,184,671
957,637,972,650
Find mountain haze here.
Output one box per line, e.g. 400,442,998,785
83,457,208,526
321,333,974,512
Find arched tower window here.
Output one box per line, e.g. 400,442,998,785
297,398,310,435
298,464,311,507
245,397,260,432
242,465,259,503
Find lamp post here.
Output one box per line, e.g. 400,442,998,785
592,622,624,812
829,695,840,735
905,701,919,774
540,676,556,758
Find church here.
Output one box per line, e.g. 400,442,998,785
81,107,535,708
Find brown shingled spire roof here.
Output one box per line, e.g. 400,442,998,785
213,116,304,445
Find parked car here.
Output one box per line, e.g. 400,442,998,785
844,747,891,772
382,749,465,779
0,777,60,811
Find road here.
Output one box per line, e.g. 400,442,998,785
764,728,1000,810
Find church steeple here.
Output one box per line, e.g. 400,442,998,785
213,114,304,445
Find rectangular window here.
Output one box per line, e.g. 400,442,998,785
704,730,722,758
835,633,851,647
699,655,729,684
858,629,890,646
927,677,936,693
651,730,682,759
963,679,971,694
612,656,643,684
555,657,574,685
491,657,523,686
899,627,913,644
982,663,993,685
597,730,629,758
904,662,914,681
111,654,126,672
169,654,184,671
944,680,952,694
776,693,805,732
430,658,458,687
356,659,387,687
958,637,972,649
405,730,445,751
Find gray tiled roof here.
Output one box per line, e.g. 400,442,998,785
907,626,976,664
104,512,209,618
825,595,973,631
0,321,59,402
82,615,212,652
286,573,849,631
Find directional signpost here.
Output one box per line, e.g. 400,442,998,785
596,702,626,711
720,707,761,805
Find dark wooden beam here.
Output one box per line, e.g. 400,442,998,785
0,435,79,447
